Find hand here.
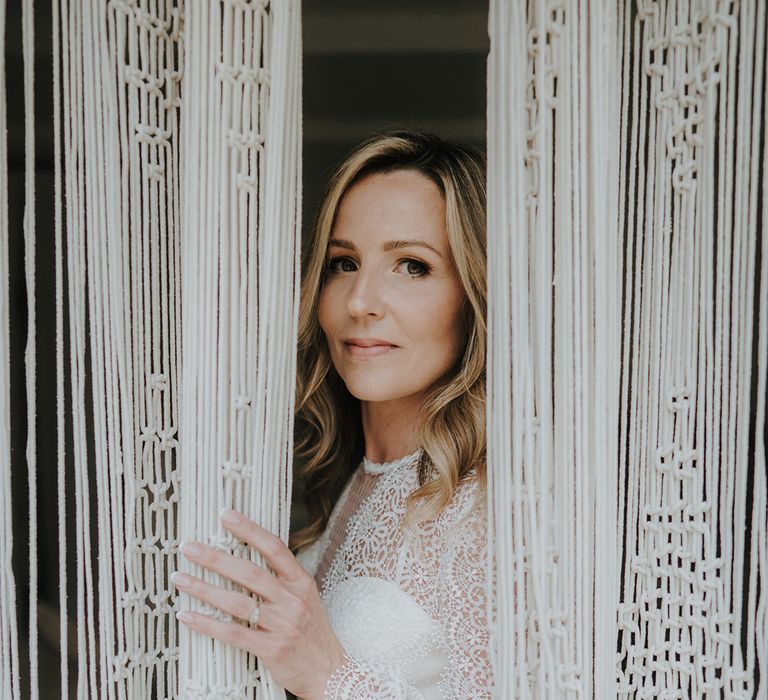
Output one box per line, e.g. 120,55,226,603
173,508,347,700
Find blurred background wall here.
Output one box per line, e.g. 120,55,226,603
302,0,487,230
4,1,488,695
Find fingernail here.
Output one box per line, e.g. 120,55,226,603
171,571,192,588
219,508,241,525
181,541,203,558
176,610,194,624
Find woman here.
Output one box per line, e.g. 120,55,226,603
172,131,492,698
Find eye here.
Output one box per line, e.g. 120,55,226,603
326,256,357,274
397,259,431,278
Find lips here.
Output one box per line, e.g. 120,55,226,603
343,338,397,358
344,338,395,347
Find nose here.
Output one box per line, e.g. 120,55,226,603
345,267,385,318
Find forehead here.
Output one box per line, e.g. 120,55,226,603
332,170,447,244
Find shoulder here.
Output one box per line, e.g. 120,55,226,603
424,473,487,555
442,471,486,524
435,477,489,584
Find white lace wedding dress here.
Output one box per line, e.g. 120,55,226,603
296,449,493,699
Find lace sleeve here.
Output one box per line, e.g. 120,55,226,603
324,655,415,698
323,481,494,699
436,487,494,696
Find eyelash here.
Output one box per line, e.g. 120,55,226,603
325,256,432,278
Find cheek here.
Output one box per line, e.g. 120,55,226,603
412,289,467,355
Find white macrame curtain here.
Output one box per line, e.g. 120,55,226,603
488,1,622,694
2,0,300,697
1,0,765,698
179,0,300,696
488,0,766,697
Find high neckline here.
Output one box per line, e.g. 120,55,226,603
362,448,423,475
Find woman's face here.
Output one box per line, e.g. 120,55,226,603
318,169,467,406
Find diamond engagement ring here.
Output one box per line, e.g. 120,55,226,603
247,599,260,627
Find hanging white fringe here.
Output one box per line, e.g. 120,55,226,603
55,1,186,696
0,0,22,696
178,0,301,697
615,2,767,697
488,1,766,696
488,0,621,695
49,0,301,696
22,0,38,695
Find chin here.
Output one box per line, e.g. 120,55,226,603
344,383,396,402
340,374,399,402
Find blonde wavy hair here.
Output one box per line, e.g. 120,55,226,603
291,130,486,552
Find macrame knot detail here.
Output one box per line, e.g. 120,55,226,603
163,69,182,110
121,590,146,607
147,163,165,181
221,460,253,481
635,0,659,22
222,0,271,11
112,651,132,681
546,608,568,638
135,124,172,147
140,426,158,443
557,665,582,692
667,386,691,411
215,63,271,86
236,174,258,192
168,7,183,41
147,491,175,515
148,589,174,611
159,539,179,555
157,427,178,451
655,444,698,480
226,129,265,151
133,6,175,39
107,0,135,15
123,66,165,96
209,533,246,557
200,602,233,623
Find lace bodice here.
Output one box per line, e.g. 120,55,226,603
296,450,493,698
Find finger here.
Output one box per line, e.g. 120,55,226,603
219,509,304,582
171,572,286,633
176,609,271,657
180,541,287,603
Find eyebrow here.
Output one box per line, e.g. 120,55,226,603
328,238,444,259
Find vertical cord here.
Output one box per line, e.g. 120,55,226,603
589,1,621,694
486,0,534,695
0,0,21,696
748,8,768,695
51,0,69,694
61,0,96,693
21,0,38,696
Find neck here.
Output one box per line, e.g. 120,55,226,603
360,394,425,463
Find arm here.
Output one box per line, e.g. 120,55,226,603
435,492,494,696
324,656,414,698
